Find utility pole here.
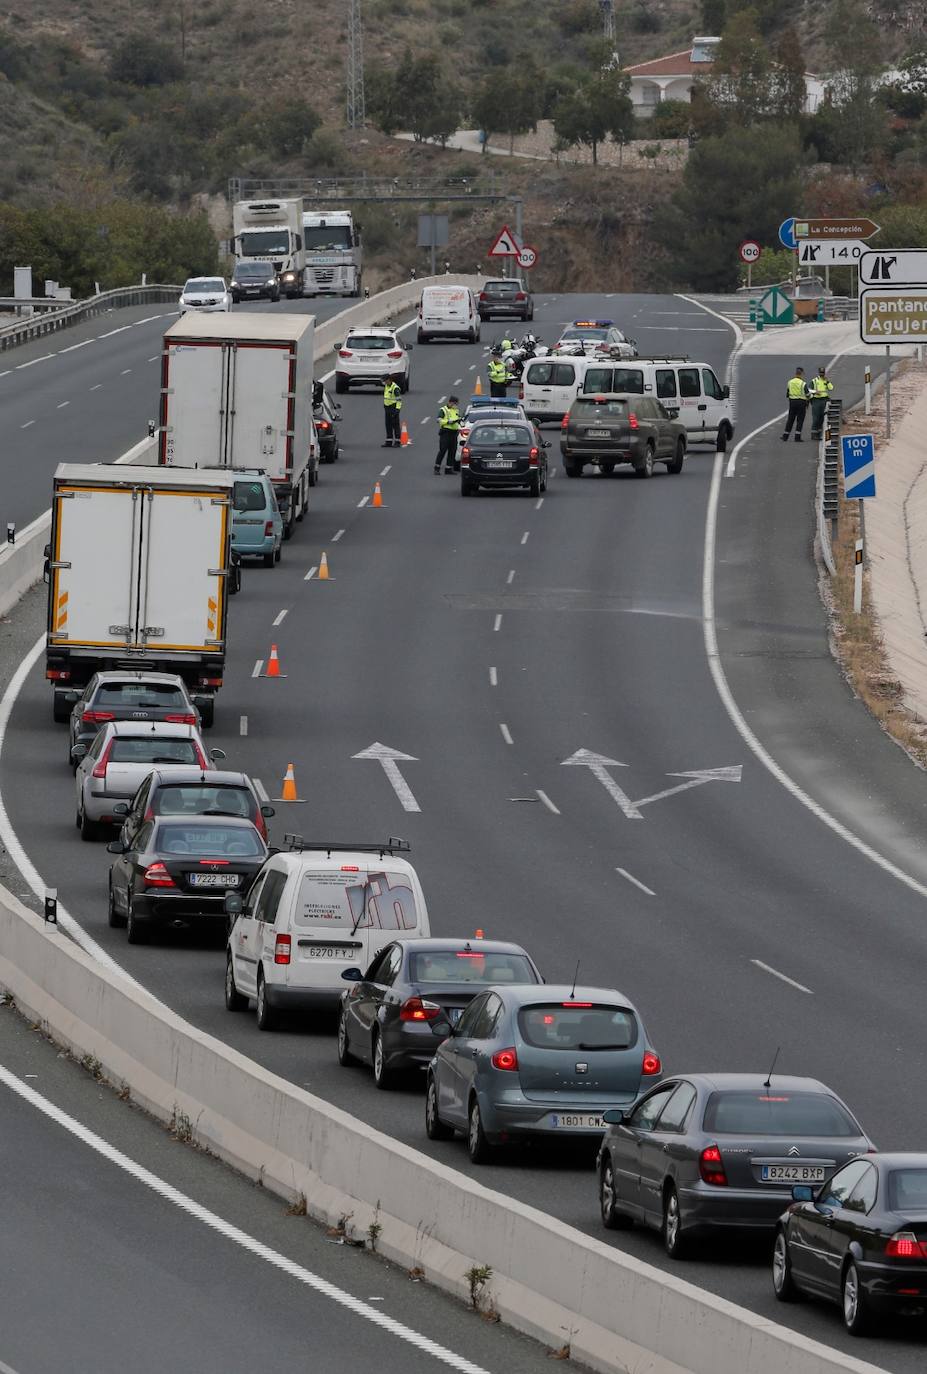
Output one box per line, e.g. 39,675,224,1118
346,0,366,130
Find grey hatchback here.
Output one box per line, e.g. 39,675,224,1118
597,1073,874,1259
425,984,661,1164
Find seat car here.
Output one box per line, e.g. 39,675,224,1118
107,816,267,945
229,260,280,303
477,279,533,321
460,418,550,497
334,327,412,394
337,937,543,1088
313,386,341,463
425,985,661,1163
229,471,283,566
561,393,686,479
596,1073,874,1259
555,321,637,359
773,1152,927,1335
224,838,429,1029
66,671,200,766
74,720,224,840
178,277,232,313
114,768,274,846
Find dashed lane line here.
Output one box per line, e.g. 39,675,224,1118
16,354,56,369
331,529,345,542
493,614,502,632
751,959,813,994
489,667,498,686
536,790,561,815
252,659,264,678
272,609,288,627
615,867,656,898
20,421,34,429
499,724,513,745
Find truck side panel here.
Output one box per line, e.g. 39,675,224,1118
291,326,314,486
138,488,229,652
161,342,227,467
227,343,294,480
50,487,140,650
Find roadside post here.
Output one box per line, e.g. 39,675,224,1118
864,365,871,415
841,433,876,614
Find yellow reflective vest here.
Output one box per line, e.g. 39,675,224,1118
787,376,808,400
810,376,833,398
488,359,507,384
438,405,460,431
383,381,402,409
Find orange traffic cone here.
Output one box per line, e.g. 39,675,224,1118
372,481,384,508
474,374,483,396
318,551,330,580
262,643,286,678
400,421,411,447
274,762,306,802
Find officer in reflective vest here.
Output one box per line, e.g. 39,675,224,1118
782,367,810,442
435,395,461,474
488,355,508,398
500,333,514,353
382,376,403,447
809,366,834,440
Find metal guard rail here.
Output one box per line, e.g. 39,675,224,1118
0,284,181,351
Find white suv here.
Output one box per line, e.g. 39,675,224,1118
178,277,232,313
335,327,411,394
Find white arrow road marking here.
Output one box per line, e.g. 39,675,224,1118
561,749,642,819
630,765,743,810
352,742,421,812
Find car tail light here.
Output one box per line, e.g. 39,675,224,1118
91,739,114,780
492,1047,519,1071
529,447,539,466
165,713,197,724
254,810,267,840
143,862,176,888
274,934,291,965
199,677,223,687
699,1143,728,1186
561,1001,592,1007
886,1232,927,1260
47,669,71,681
387,349,403,359
561,415,569,429
263,521,275,537
399,997,442,1022
518,385,525,400
199,858,229,864
338,349,353,358
83,710,114,725
317,420,331,432
479,291,487,301
460,446,471,467
340,865,359,872
642,1051,662,1076
629,413,639,430
515,292,526,301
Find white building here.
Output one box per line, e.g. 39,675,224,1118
625,36,825,116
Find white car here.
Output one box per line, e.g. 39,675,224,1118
74,720,225,841
555,320,637,360
178,277,232,313
335,327,411,394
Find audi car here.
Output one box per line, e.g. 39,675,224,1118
66,671,201,767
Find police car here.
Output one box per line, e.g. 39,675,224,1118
554,321,638,360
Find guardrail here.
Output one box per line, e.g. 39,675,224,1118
818,398,843,576
0,284,182,350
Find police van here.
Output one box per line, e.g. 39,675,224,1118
417,285,481,343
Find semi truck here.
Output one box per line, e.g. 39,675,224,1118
232,198,305,298
45,464,240,727
158,312,316,538
302,208,362,297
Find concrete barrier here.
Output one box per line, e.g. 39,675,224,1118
0,285,181,350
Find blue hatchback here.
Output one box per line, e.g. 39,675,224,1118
230,472,282,568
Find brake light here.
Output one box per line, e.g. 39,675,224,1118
387,349,403,359
340,865,359,872
455,952,485,959
92,739,114,780
479,292,487,301
529,446,539,466
338,349,353,358
561,415,569,429
199,858,229,864
518,385,525,400
642,1051,662,1076
261,521,274,537
274,934,291,965
886,1232,927,1260
399,997,442,1022
143,862,176,888
515,292,526,301
699,1144,728,1186
254,811,267,841
629,413,638,429
317,420,331,432
199,677,223,688
491,1047,519,1071
83,710,114,725
562,1001,592,1007
165,713,197,724
47,669,71,681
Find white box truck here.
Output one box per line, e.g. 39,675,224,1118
232,198,305,298
45,464,240,727
302,208,362,296
158,313,316,537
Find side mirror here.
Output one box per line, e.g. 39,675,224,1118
340,967,363,982
722,384,731,399
64,690,80,704
224,891,244,917
791,1184,816,1203
542,441,551,449
405,342,414,351
70,744,88,764
260,804,275,818
112,802,129,816
209,748,227,762
601,1108,625,1125
106,839,126,855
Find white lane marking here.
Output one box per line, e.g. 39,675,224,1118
675,294,745,350
561,749,642,820
506,569,515,585
89,384,102,391
56,401,69,409
380,465,392,477
536,789,561,815
0,1066,490,1374
453,377,462,385
635,325,730,333
304,566,318,582
272,609,288,627
252,659,264,677
520,531,529,545
535,497,544,511
120,368,132,375
20,421,34,429
493,613,502,632
751,959,813,994
58,340,94,354
98,325,131,338
489,666,498,686
726,412,787,478
15,354,55,369
468,364,476,371
0,1355,23,1374
499,723,513,745
240,715,248,736
420,416,430,426
352,743,421,813
135,315,164,325
0,370,10,377
331,529,345,542
357,496,369,509
253,777,270,804
147,356,159,363
615,867,656,897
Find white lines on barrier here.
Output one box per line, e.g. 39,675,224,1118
56,401,69,409
252,659,264,678
240,715,248,736
506,569,515,585
535,497,544,511
520,531,530,545
751,959,813,994
616,867,656,897
499,723,513,745
0,1068,492,1374
357,496,369,508
489,666,498,687
272,609,288,627
493,613,502,632
16,354,56,370
20,420,34,429
380,465,392,477
304,566,318,581
89,383,102,391
331,529,345,542
536,789,561,815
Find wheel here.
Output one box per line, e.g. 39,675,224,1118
307,464,317,490
372,1028,395,1089
772,1230,800,1302
666,439,685,475
335,376,348,394
842,1261,872,1336
273,541,282,564
528,473,541,497
635,444,655,479
461,479,475,496
662,1185,688,1258
199,698,215,729
600,1155,633,1230
600,462,615,476
337,1008,359,1065
400,375,410,394
262,550,275,568
53,693,71,724
425,1074,454,1140
107,879,126,929
126,899,148,946
540,468,548,493
564,459,582,478
716,423,732,454
283,513,295,541
255,971,277,1031
225,952,248,1011
79,800,104,842
467,1097,493,1164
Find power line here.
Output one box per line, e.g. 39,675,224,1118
346,0,366,129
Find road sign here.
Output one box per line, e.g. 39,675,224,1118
488,224,521,257
859,288,927,343
778,218,797,250
739,240,761,264
798,240,865,266
841,434,875,499
517,245,538,270
757,285,794,326
793,218,879,241
860,249,927,286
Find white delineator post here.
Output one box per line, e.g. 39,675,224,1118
853,533,864,614
864,365,871,415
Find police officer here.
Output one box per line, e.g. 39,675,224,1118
500,332,515,354
782,366,810,442
488,352,508,399
382,375,403,447
809,366,834,439
435,394,461,474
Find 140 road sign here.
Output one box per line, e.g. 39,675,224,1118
799,241,865,266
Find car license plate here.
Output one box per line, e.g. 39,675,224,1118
189,872,240,888
304,945,352,959
760,1165,826,1182
550,1113,604,1129
586,429,612,438
485,459,515,469
359,354,379,362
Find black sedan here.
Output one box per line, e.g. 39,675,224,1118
597,1073,874,1258
107,816,267,945
336,937,542,1089
313,388,342,463
774,1153,927,1334
561,394,686,479
460,419,549,497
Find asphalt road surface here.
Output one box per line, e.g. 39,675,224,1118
1,290,924,1371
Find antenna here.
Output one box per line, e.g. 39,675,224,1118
346,0,366,130
764,1046,781,1089
569,960,580,999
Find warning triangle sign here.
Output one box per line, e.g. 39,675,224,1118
488,224,521,257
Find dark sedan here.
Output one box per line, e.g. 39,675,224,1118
597,1073,874,1259
478,278,533,321
114,767,275,846
66,670,199,766
230,259,280,303
561,393,686,479
774,1153,927,1334
460,419,549,497
337,937,543,1089
313,388,342,463
107,816,267,945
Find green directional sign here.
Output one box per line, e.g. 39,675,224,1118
757,286,794,327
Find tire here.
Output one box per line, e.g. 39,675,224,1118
666,439,685,475
425,1074,454,1140
273,541,282,564
255,971,277,1031
54,693,73,724
564,459,582,478
600,1155,634,1230
335,376,348,394
262,550,275,568
716,423,732,454
600,462,615,476
107,879,126,929
400,375,410,395
79,800,104,842
662,1185,689,1259
125,900,148,946
225,953,248,1011
283,512,295,542
528,473,541,497
467,1097,493,1164
635,444,655,479
372,1028,394,1090
461,479,475,497
842,1261,872,1336
337,1008,359,1065
772,1229,800,1303
540,468,548,493
199,698,215,729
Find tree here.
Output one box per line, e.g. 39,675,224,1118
108,35,184,87
706,9,774,124
473,66,542,153
823,0,886,168
366,52,463,144
770,26,806,121
650,99,693,138
259,98,321,157
553,68,633,164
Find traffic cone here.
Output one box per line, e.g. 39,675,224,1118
400,421,410,447
274,762,306,802
372,481,383,508
262,643,286,678
318,551,330,580
474,374,483,396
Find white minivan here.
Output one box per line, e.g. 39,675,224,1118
417,285,481,343
224,839,430,1028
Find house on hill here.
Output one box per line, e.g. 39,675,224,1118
624,36,826,116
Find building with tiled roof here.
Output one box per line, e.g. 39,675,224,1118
624,36,825,116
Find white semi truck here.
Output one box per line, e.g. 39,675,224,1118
45,464,239,726
232,198,305,298
158,313,316,539
302,208,362,297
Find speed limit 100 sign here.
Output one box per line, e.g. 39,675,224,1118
739,240,761,265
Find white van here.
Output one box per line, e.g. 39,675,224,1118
520,355,590,424
417,285,481,343
224,839,429,1028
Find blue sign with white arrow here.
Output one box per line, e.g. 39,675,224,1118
842,433,876,499
778,217,797,251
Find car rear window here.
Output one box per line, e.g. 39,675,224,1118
110,738,199,764
295,869,418,930
888,1169,927,1211
572,399,629,417
95,683,188,708
233,481,268,512
517,1003,638,1051
583,368,644,394
703,1091,860,1137
409,950,537,985
485,282,518,295
154,785,256,819
345,335,395,350
469,425,532,447
154,823,265,857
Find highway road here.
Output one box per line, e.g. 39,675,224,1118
1,289,924,1370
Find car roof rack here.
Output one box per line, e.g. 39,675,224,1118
632,355,691,363
283,835,410,856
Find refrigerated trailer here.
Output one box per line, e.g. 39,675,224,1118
158,313,316,537
45,464,239,727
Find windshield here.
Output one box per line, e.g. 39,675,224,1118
295,869,418,930
468,425,533,447
233,481,268,512
888,1169,927,1211
154,823,265,857
110,738,199,764
703,1091,860,1137
238,230,290,256
409,950,537,985
303,226,353,250
184,279,225,294
518,1003,638,1051
235,263,273,279
154,785,255,819
95,683,188,709
561,327,608,342
345,335,395,350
